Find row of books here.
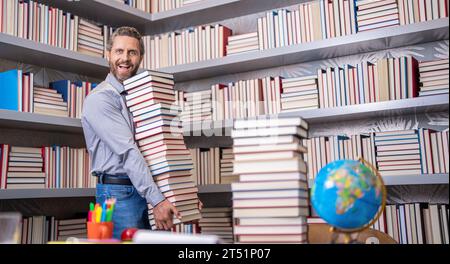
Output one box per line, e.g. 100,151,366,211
0,145,93,189
0,69,96,118
231,118,309,244
169,222,200,234
189,147,237,185
371,203,449,244
199,207,234,244
397,0,449,25
173,57,446,122
120,0,203,13
122,70,201,227
304,128,449,180
141,24,232,69
0,0,113,57
419,59,449,96
140,0,448,69
20,216,86,244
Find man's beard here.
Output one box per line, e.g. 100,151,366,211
109,60,138,83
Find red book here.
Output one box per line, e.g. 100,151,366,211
0,145,10,189
408,56,419,98
221,25,232,56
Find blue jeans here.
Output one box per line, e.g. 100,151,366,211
96,182,151,240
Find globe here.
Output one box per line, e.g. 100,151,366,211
310,159,385,231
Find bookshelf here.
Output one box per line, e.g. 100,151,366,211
1,19,447,82
2,172,446,200
0,109,82,134
1,0,448,243
163,18,449,82
36,0,309,35
0,33,108,80
2,95,447,137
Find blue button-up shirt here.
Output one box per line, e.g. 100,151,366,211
81,73,165,207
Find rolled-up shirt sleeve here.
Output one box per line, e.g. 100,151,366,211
82,92,165,207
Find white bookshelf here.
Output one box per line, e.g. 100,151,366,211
1,173,447,200
308,174,450,188
163,18,449,82
1,19,447,82
2,95,447,136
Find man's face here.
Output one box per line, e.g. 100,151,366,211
107,35,143,83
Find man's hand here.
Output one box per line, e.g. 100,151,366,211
153,199,180,230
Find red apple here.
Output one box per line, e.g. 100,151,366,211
121,227,138,241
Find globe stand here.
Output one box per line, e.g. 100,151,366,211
329,227,363,244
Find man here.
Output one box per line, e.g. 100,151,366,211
81,27,181,239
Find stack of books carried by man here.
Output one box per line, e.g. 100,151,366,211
226,32,259,55
418,59,449,97
280,75,319,112
231,117,310,243
123,70,201,228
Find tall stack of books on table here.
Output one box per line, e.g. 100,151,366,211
181,90,213,123
226,32,259,55
199,207,234,243
231,118,309,244
418,59,449,96
220,148,237,184
77,19,105,58
356,0,400,32
280,75,319,112
122,70,201,228
0,146,45,189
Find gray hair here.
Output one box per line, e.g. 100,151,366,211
106,26,145,55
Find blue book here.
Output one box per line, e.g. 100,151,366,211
0,69,23,111
357,63,365,104
50,80,71,103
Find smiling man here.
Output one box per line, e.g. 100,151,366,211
81,27,180,239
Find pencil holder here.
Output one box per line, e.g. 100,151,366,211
87,222,113,240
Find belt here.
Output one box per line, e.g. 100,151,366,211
93,172,133,185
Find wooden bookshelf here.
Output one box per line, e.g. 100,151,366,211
0,33,108,80
164,18,449,82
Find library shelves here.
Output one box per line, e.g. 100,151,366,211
181,95,450,135
1,173,447,200
1,18,448,82
162,18,449,82
0,32,109,80
0,184,230,200
1,95,448,136
35,0,308,35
